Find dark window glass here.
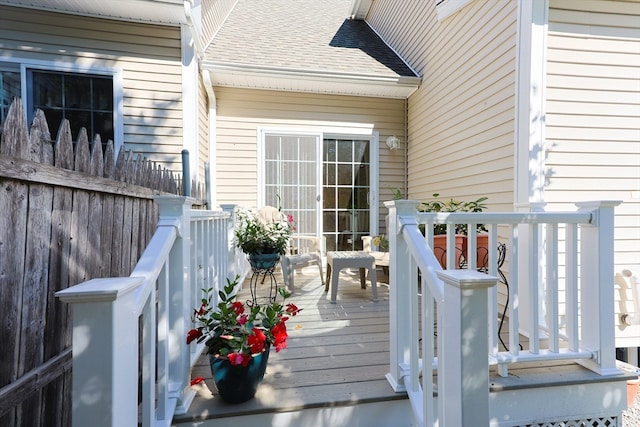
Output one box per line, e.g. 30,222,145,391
30,70,114,149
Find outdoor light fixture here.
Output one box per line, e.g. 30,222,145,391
386,135,400,150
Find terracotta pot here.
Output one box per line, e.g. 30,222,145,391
462,234,490,270
628,377,640,408
432,234,491,270
432,235,465,269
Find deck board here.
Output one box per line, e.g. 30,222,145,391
173,267,634,425
175,268,399,423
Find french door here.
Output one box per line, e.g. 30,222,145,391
261,132,376,253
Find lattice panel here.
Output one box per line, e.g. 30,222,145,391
518,417,618,427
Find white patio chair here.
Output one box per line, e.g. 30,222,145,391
257,206,325,294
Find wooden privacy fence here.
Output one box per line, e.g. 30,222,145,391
0,98,180,427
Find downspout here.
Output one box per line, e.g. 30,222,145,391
182,0,206,201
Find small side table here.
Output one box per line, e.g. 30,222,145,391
325,251,378,304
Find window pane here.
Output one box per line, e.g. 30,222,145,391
33,72,62,107
64,75,91,109
30,70,113,148
93,77,113,110
0,70,21,127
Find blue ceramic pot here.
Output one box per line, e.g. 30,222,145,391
209,346,270,404
248,252,280,270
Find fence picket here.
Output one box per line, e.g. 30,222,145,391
0,97,184,425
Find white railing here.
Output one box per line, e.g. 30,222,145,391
56,196,249,427
385,200,622,427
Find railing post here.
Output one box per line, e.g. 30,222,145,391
56,277,143,427
437,270,497,427
575,200,622,375
221,204,245,282
154,195,195,413
385,200,419,392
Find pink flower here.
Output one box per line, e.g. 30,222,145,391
228,352,250,367
237,314,248,325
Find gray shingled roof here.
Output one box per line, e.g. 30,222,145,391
204,0,417,80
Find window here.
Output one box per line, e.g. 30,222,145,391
0,66,21,132
28,70,113,146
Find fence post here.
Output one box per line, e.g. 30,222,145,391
437,270,497,427
56,277,143,427
385,200,419,392
575,200,622,375
153,195,195,413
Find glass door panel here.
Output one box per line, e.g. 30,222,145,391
322,138,371,251
264,134,319,237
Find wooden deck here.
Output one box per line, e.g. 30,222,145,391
173,268,402,424
173,267,636,426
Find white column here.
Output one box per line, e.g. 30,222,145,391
385,200,418,392
575,200,622,375
437,270,497,427
57,277,142,427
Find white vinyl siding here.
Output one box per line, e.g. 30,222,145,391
214,87,406,223
546,0,640,275
367,0,517,211
0,5,184,171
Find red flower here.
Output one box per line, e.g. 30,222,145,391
228,352,250,367
232,301,245,315
271,322,288,352
196,303,206,316
190,376,204,386
247,327,266,353
285,303,301,316
186,328,203,344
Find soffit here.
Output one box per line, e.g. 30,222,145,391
0,0,187,25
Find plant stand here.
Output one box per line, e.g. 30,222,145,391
247,253,280,306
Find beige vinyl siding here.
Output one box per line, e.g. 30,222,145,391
197,72,209,192
201,0,237,47
214,87,406,218
546,0,640,274
0,5,184,172
366,0,517,211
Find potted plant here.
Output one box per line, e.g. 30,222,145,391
418,193,489,269
234,207,295,269
187,276,301,403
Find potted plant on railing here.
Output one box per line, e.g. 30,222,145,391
234,207,295,270
187,276,301,404
418,193,489,269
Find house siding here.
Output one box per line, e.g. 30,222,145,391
197,72,210,193
366,0,518,211
214,86,406,220
0,5,184,171
546,0,640,274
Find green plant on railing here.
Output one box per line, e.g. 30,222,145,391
418,193,488,235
